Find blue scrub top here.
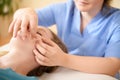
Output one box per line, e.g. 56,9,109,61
0,68,38,80
36,0,120,58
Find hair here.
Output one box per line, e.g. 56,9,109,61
27,29,68,77
101,0,113,16
103,0,112,7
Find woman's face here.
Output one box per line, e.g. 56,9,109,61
74,0,104,12
9,27,53,54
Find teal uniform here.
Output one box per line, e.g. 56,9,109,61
0,68,39,80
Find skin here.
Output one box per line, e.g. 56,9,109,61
9,8,38,39
8,0,120,77
0,27,53,76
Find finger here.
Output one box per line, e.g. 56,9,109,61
20,17,29,40
42,37,55,47
33,34,42,45
33,49,48,63
36,43,47,56
17,31,23,39
38,40,54,53
8,19,16,33
13,19,21,37
35,34,42,40
29,19,37,37
35,56,47,66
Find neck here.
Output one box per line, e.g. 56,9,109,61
81,4,102,22
0,50,39,75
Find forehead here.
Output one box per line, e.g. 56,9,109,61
37,27,53,39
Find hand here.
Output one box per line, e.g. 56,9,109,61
9,8,38,40
33,37,67,66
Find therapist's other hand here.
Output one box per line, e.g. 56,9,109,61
33,37,67,66
9,8,38,40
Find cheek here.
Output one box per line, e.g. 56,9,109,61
9,37,35,52
9,38,21,50
90,0,103,8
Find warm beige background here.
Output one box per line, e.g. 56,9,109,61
20,0,66,8
20,0,120,8
0,0,120,45
111,0,120,8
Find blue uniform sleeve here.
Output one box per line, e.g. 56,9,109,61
0,68,38,80
105,26,120,58
36,3,66,27
36,4,56,27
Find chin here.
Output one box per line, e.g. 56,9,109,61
75,4,92,12
77,7,90,12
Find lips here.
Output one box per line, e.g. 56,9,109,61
77,1,89,6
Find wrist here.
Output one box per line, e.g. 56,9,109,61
58,53,69,67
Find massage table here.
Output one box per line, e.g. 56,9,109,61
0,44,118,80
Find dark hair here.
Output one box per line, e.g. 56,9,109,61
103,0,112,6
27,29,68,77
101,0,113,16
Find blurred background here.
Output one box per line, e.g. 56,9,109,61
0,0,120,46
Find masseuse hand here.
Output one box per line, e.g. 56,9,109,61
33,37,67,66
9,8,38,39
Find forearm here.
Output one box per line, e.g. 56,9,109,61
60,54,120,76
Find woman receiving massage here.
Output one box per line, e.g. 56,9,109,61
0,27,68,80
